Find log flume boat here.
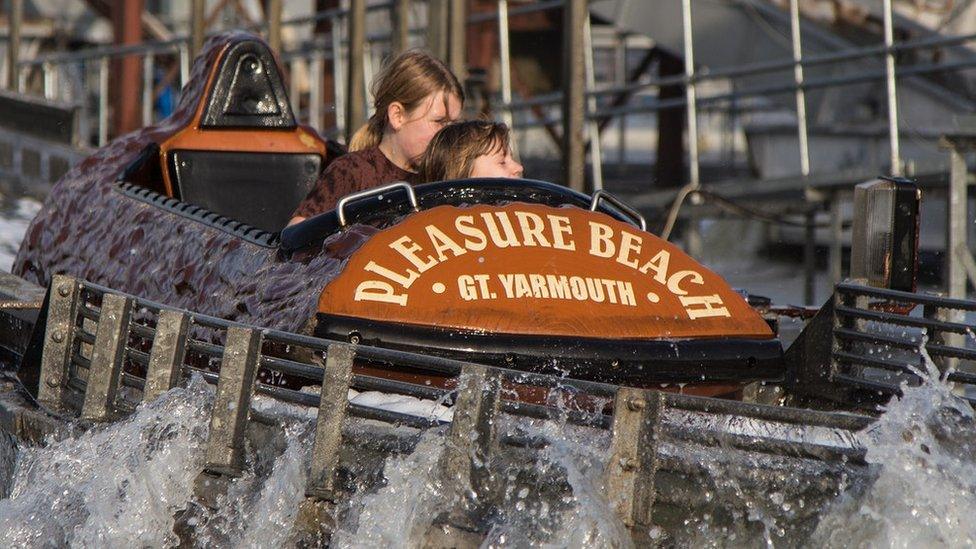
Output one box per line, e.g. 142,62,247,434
1,32,974,546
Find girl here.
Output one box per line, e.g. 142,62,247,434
289,50,463,224
419,120,523,182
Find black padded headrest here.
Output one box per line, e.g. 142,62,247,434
201,39,295,129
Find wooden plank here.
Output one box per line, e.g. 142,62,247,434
203,326,262,476
80,293,133,421
37,274,80,411
605,388,663,542
143,309,190,402
306,344,356,500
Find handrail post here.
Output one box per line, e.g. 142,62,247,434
37,275,81,411
681,0,702,258
883,0,902,176
330,13,345,137
605,388,663,545
143,309,190,402
583,15,604,191
142,53,155,126
497,0,514,133
80,293,133,421
98,56,109,146
789,0,810,176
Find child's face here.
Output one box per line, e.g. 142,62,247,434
469,144,524,179
391,90,462,168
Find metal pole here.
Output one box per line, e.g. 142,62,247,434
562,0,587,192
448,0,467,80
331,14,346,138
310,53,323,131
829,193,843,284
6,0,23,91
363,41,375,119
497,0,514,132
947,146,966,301
789,0,810,176
392,0,412,54
191,0,206,60
142,53,155,125
682,0,702,257
289,58,301,122
179,43,191,89
682,0,700,188
616,33,627,165
268,0,283,54
883,0,902,176
346,0,367,144
583,16,604,191
43,62,55,100
804,209,816,304
98,56,109,146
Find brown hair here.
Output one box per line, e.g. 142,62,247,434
419,120,512,181
348,49,464,151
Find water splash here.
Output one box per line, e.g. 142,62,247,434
0,376,214,547
811,350,976,548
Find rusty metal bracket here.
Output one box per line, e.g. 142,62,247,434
37,274,80,411
80,293,133,421
605,387,663,540
203,326,263,476
143,309,190,402
306,344,356,501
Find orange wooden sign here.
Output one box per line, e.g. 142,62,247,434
317,203,773,340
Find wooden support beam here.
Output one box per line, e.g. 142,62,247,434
562,0,587,192
203,326,262,476
6,0,23,91
267,0,284,54
80,293,133,421
37,275,80,412
346,0,367,144
391,0,411,55
191,0,207,59
436,364,501,529
306,344,356,501
427,0,448,61
143,309,190,402
447,0,467,80
605,388,663,544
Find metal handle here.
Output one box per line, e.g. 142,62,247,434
589,190,647,232
336,181,418,227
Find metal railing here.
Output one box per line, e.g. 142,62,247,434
5,1,976,306
9,0,959,169
29,273,878,541
788,280,976,408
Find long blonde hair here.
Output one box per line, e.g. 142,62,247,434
419,120,512,182
348,49,464,151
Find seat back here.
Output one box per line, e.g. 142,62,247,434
159,37,328,232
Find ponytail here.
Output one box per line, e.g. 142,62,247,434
348,113,384,152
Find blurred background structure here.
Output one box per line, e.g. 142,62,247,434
1,0,975,305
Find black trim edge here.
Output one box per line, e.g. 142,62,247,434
315,312,785,386
115,181,280,248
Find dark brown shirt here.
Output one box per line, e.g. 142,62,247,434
292,146,419,219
